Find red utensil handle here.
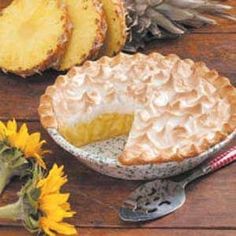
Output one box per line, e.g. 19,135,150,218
182,146,236,185
209,146,236,171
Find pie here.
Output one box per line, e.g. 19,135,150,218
38,53,236,165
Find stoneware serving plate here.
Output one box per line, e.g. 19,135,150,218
47,128,236,180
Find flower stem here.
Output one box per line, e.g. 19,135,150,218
0,164,12,194
0,198,22,220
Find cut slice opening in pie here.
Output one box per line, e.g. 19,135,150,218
39,53,236,165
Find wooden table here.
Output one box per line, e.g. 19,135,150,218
0,1,235,235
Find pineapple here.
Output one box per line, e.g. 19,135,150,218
58,0,107,71
99,0,127,56
0,0,72,77
124,0,236,52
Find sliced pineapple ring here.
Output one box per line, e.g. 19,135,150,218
60,113,134,147
99,0,127,56
0,0,71,77
58,0,107,71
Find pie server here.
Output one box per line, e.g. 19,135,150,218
120,146,236,222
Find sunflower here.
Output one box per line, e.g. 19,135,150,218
0,119,48,194
0,164,77,236
37,164,77,236
0,119,48,168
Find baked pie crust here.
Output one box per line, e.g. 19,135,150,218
38,53,236,165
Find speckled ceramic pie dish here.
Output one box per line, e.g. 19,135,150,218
46,129,236,180
39,53,236,180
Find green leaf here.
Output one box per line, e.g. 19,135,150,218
24,214,40,233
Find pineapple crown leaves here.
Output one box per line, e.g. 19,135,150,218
124,0,236,52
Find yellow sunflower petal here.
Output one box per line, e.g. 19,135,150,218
6,119,17,135
61,202,72,211
8,123,29,150
37,164,77,236
40,204,75,222
38,165,67,196
40,193,70,206
40,218,77,236
40,207,67,222
30,132,41,142
28,153,46,169
0,121,7,141
49,221,77,235
40,218,56,236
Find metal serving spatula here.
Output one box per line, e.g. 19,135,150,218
120,146,236,222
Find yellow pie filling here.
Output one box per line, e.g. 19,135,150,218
59,113,134,147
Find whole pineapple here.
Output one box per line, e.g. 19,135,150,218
124,0,236,52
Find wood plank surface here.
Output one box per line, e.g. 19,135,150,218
1,227,236,236
0,0,235,235
193,0,236,33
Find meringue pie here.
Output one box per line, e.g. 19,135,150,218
39,53,236,165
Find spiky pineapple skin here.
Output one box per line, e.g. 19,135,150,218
0,0,72,78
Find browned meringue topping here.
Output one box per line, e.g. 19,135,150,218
38,53,236,165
